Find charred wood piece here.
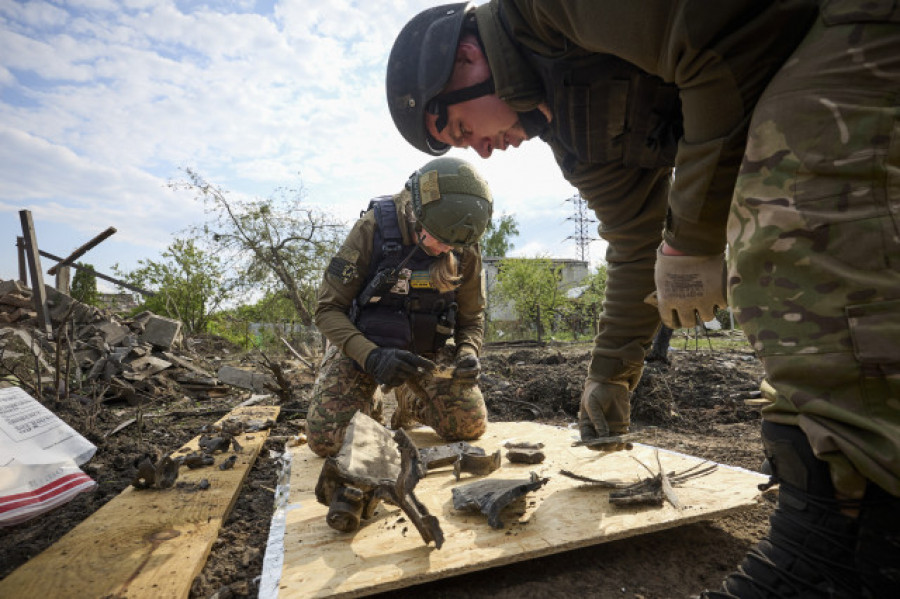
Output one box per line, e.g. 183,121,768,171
451,472,549,529
218,455,237,470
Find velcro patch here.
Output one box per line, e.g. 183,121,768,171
409,270,434,289
419,170,441,205
327,257,358,285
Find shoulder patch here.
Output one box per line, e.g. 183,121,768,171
327,256,358,285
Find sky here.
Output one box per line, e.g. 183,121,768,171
0,0,605,293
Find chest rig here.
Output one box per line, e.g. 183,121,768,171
354,198,458,355
499,9,683,173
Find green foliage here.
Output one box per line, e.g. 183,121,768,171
209,293,314,351
115,237,228,334
494,257,564,339
481,214,519,258
557,264,608,340
70,263,99,306
174,169,346,326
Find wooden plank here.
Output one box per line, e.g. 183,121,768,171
47,226,117,276
18,210,52,335
0,405,280,599
269,421,766,598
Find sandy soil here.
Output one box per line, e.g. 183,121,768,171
0,334,772,599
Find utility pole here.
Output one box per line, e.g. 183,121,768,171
564,193,597,262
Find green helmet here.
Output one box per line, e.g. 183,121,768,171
407,156,493,248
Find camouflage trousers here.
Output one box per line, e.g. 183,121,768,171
729,5,900,498
306,344,487,458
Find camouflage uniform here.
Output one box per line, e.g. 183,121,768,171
308,191,487,458
730,2,900,500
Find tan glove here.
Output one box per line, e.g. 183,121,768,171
653,246,727,329
578,380,630,452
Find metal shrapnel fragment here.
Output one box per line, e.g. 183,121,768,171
453,449,502,480
451,472,549,529
314,412,444,547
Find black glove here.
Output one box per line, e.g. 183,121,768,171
364,348,435,387
454,349,481,381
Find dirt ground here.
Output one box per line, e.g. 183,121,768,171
0,333,772,599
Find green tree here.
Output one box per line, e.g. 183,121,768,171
560,264,608,339
481,214,519,257
70,263,99,306
174,169,346,326
494,257,564,340
116,238,228,333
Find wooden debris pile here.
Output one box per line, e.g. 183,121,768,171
0,278,245,403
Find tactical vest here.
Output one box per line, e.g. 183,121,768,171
500,8,683,173
354,198,458,355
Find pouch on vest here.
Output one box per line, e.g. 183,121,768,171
526,52,682,170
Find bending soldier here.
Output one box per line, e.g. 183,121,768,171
308,156,493,458
385,2,900,597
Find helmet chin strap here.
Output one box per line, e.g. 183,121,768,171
427,78,495,133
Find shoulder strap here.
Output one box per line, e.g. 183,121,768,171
368,196,404,272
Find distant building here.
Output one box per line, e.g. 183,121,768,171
482,256,591,322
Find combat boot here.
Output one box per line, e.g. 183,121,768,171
703,421,862,598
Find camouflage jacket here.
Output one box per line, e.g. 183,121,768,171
314,191,486,369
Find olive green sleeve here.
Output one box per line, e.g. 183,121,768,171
454,245,486,355
313,212,378,368
555,149,670,386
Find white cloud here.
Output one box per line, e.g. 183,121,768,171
0,0,600,285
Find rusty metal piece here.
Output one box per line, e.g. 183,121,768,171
315,412,444,547
453,449,502,480
451,472,549,529
419,442,485,470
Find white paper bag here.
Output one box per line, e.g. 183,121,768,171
0,386,97,527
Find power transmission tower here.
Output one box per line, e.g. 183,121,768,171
564,193,597,262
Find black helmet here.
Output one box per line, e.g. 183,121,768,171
386,3,473,156
408,156,493,248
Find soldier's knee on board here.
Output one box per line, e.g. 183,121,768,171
307,429,345,458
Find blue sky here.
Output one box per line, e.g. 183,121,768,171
0,0,603,292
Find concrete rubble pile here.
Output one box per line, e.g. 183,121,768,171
0,278,259,403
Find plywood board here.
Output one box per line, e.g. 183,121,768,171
267,421,766,598
0,405,280,599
